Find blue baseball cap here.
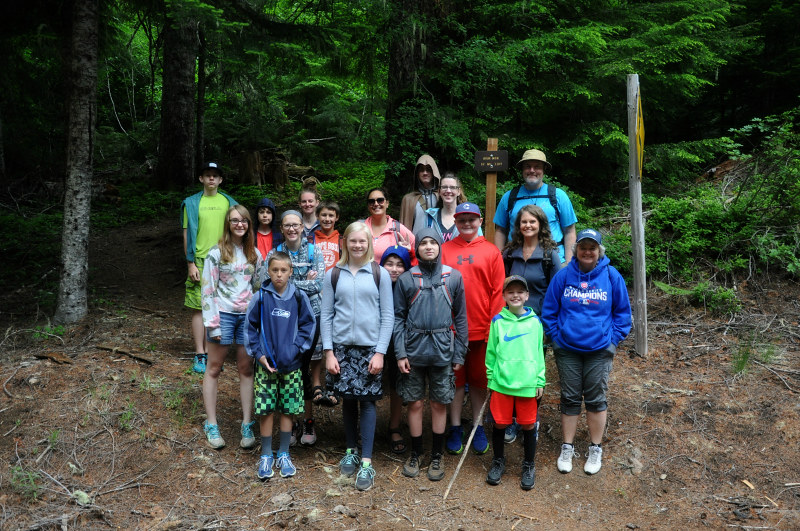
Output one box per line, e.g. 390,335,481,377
454,202,482,217
576,228,602,245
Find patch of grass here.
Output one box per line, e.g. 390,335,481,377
138,374,164,393
32,324,65,340
119,401,136,431
47,429,60,447
732,343,752,375
10,466,41,501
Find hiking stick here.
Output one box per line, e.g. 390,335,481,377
443,392,491,500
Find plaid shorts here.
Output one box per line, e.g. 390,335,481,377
254,366,304,416
183,256,205,310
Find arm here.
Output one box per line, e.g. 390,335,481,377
609,267,633,345
412,203,427,234
375,267,395,355
183,227,200,282
201,249,221,338
484,320,499,385
295,292,317,353
490,251,506,318
534,318,546,389
320,269,334,351
540,271,564,340
392,276,410,361
492,192,510,249
562,224,577,263
244,293,265,361
450,273,469,367
493,227,508,250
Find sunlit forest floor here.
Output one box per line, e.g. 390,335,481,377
1,217,798,530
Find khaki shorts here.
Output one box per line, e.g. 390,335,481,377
397,364,455,404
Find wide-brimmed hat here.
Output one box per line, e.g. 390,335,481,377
516,149,552,171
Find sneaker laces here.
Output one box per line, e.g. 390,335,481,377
357,464,375,480
341,451,359,467
560,444,576,460
242,421,255,438
303,419,314,435
586,446,602,464
205,423,221,438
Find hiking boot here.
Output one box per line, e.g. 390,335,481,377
203,421,225,449
520,461,536,490
402,452,420,478
446,425,464,455
355,462,375,491
486,456,505,485
257,455,274,480
192,353,207,374
276,452,297,478
240,421,257,449
427,453,445,482
584,445,603,475
300,418,317,446
472,425,489,454
339,449,360,477
557,443,577,473
504,421,521,444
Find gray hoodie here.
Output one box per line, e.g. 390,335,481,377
392,228,469,367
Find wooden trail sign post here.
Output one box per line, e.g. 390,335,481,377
474,138,507,243
627,74,648,357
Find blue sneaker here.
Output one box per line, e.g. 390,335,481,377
276,452,296,477
339,448,360,477
472,425,489,454
257,455,274,480
355,462,375,491
203,421,225,449
192,353,207,374
504,421,522,444
446,425,464,455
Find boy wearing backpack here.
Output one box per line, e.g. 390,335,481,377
492,149,578,263
394,228,468,481
245,252,316,480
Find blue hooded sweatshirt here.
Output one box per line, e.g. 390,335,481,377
244,279,316,373
541,255,631,353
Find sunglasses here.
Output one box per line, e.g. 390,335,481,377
367,197,386,205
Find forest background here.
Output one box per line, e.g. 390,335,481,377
0,0,799,325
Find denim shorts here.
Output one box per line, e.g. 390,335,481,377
553,343,615,415
206,311,246,345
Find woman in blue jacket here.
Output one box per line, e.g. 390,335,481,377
541,228,631,476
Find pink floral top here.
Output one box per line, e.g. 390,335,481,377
201,245,263,338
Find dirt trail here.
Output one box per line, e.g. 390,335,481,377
0,217,798,530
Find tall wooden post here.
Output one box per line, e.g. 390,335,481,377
484,138,498,243
627,74,647,357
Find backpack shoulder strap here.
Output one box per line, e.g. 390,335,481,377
547,183,560,228
506,185,523,222
331,266,341,293
370,261,381,289
440,265,454,308
542,249,553,284
408,267,425,307
501,248,513,276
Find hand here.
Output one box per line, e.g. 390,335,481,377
368,352,384,375
536,387,544,399
306,270,318,280
325,350,340,375
259,357,277,374
397,232,411,251
188,262,200,282
397,358,411,374
453,363,463,371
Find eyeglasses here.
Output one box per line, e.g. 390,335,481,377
282,223,302,230
440,185,460,191
229,219,249,226
367,197,386,205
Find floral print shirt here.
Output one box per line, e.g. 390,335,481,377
202,245,263,337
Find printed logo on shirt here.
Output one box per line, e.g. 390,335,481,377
271,309,290,318
563,284,608,305
457,254,474,265
503,332,530,342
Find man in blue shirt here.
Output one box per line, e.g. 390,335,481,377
493,150,577,263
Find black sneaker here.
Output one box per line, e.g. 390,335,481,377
486,456,505,485
403,452,420,478
520,461,536,490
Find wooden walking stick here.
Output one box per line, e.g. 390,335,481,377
443,392,491,500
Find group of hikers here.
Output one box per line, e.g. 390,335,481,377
180,150,632,492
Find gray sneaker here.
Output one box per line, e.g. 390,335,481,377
203,421,225,449
403,452,420,478
240,421,257,449
427,453,445,481
338,449,360,477
355,463,375,491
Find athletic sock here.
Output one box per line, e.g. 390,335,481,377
411,435,423,456
522,428,537,462
432,431,445,456
278,430,292,454
492,427,505,459
260,436,272,456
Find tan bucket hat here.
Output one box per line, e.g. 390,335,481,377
516,149,552,171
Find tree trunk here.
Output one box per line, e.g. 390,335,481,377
195,28,206,173
157,3,197,189
53,0,99,325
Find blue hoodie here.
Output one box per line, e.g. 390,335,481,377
541,255,631,353
244,280,316,373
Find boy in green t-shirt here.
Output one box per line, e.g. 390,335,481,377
181,162,238,373
484,275,545,490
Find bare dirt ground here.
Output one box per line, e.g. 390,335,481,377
1,217,799,530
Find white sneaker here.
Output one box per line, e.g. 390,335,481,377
557,443,577,473
584,445,603,475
